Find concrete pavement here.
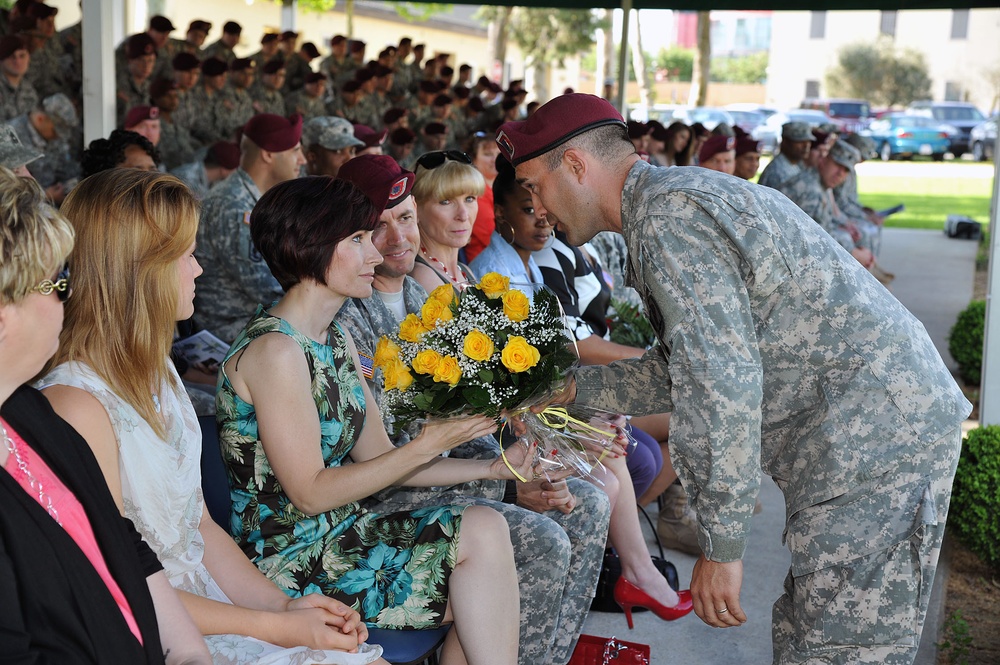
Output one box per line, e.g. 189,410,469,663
579,227,978,664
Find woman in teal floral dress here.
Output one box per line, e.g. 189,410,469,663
217,176,534,665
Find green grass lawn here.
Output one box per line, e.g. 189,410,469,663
860,175,994,230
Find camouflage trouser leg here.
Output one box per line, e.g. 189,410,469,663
365,477,611,665
772,428,961,665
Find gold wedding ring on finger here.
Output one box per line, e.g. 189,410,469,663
716,607,729,614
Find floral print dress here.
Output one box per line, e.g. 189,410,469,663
218,307,465,629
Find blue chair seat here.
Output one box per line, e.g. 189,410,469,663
366,625,449,665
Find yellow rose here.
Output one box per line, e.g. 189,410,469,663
373,336,401,369
398,313,429,343
462,329,495,362
420,298,452,328
429,283,457,307
395,360,414,391
432,355,463,386
478,272,510,299
411,349,443,375
500,336,540,373
501,289,531,323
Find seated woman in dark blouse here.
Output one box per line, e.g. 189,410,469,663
0,167,210,664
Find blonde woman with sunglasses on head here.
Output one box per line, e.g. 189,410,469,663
0,167,211,665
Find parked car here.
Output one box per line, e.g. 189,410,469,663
727,109,767,135
970,118,997,162
865,113,950,161
752,109,835,154
907,101,986,156
628,105,735,132
800,98,873,133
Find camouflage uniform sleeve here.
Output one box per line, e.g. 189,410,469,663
578,199,762,563
574,345,673,415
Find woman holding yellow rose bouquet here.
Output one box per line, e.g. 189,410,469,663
217,177,537,665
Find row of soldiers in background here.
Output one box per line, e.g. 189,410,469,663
626,115,893,284
1,5,530,169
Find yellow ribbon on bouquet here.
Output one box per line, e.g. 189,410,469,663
499,406,613,483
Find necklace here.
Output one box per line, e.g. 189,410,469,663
420,245,466,285
1,419,62,525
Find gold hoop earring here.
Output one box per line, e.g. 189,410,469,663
496,217,516,245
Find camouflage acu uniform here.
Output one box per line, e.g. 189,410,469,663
0,73,38,123
775,169,856,251
282,54,312,93
757,152,801,190
157,118,200,170
194,168,283,342
573,161,970,665
58,22,82,100
25,39,65,100
327,98,366,124
336,279,610,665
588,231,643,311
284,89,325,120
170,159,210,199
249,84,285,116
212,85,255,141
186,86,226,144
115,74,151,127
201,40,235,65
7,113,78,189
835,168,882,255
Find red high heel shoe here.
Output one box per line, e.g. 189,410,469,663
613,577,693,629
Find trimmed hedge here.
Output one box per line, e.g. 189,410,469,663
950,426,1000,571
949,299,986,385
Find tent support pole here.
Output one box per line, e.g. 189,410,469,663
978,135,1000,425
616,0,632,116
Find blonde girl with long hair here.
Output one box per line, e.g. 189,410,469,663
40,168,388,665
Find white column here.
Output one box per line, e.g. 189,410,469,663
281,0,297,31
81,0,124,146
615,1,632,116
977,140,1000,425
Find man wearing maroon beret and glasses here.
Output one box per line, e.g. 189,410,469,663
195,113,306,343
335,155,610,665
498,93,969,664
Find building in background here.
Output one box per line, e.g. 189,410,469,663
674,10,772,57
767,9,1000,113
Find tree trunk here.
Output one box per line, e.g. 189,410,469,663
689,10,710,106
488,6,513,83
595,9,614,96
346,0,355,38
629,9,651,108
532,60,550,103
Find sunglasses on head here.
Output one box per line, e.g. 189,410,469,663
417,150,472,170
32,264,71,303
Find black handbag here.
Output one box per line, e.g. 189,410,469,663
590,505,680,613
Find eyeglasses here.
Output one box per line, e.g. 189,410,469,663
31,264,71,303
416,150,472,170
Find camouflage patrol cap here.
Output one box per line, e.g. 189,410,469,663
827,139,861,170
200,57,228,77
844,133,876,160
496,93,624,166
126,33,156,59
781,121,813,142
172,52,200,71
817,122,839,134
0,124,43,170
339,154,415,212
301,116,363,151
41,93,78,135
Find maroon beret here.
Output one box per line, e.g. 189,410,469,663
413,43,425,51
487,81,503,94
501,97,518,111
281,31,298,42
305,72,326,84
342,80,361,93
373,64,393,78
188,20,212,33
354,68,374,83
626,120,648,139
243,113,303,152
126,33,156,59
261,33,278,45
201,57,228,76
698,135,736,163
466,97,485,113
0,35,27,60
735,136,762,156
353,124,388,148
389,127,416,145
149,78,178,100
149,15,174,32
26,3,57,20
476,76,490,87
496,93,625,167
424,122,447,136
339,154,415,212
433,94,452,107
331,34,347,46
349,39,366,53
172,52,200,71
418,80,438,94
261,59,285,75
230,58,255,72
811,130,830,148
383,107,407,125
124,105,160,128
440,66,454,77
452,86,470,100
302,42,320,59
207,141,241,170
399,37,412,46
733,125,749,139
459,64,472,72
223,21,242,35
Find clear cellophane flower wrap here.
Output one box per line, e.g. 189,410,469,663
503,396,636,485
375,275,578,437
